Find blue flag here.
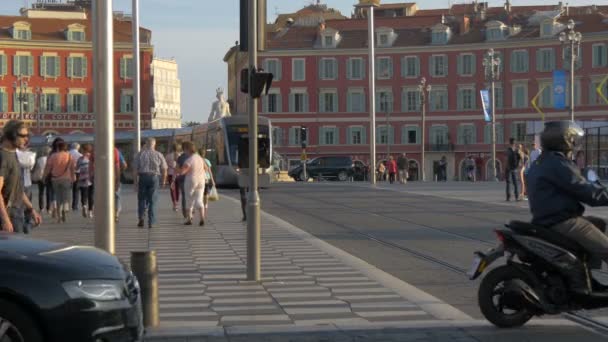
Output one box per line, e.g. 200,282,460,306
480,89,491,122
553,70,566,110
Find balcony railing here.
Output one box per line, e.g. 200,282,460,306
427,143,455,152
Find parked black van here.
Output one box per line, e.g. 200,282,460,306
289,156,354,181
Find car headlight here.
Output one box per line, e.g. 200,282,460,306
62,280,125,301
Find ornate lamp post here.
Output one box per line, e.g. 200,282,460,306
559,19,582,122
418,77,431,182
483,48,501,181
13,77,28,121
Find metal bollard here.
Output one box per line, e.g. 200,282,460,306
131,251,159,327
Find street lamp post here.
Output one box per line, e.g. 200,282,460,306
234,41,239,115
483,48,501,181
418,77,431,182
13,78,28,121
559,19,582,122
355,0,379,185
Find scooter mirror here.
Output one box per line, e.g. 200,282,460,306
586,168,599,183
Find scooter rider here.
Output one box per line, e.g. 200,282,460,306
527,121,608,291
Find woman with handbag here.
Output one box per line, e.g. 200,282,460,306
43,141,75,223
199,148,217,220
180,142,206,226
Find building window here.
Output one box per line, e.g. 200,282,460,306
511,122,526,142
592,44,608,68
319,58,337,80
510,50,529,73
348,126,365,145
541,21,554,37
272,127,283,146
540,83,553,108
429,88,448,111
347,90,365,112
41,93,60,113
67,93,88,113
13,55,33,76
457,87,476,111
486,28,504,41
375,91,393,112
0,55,7,77
457,124,477,145
512,84,528,109
430,126,449,146
376,125,393,144
121,93,134,113
430,55,448,77
289,127,302,146
263,93,281,113
432,31,448,44
590,80,608,105
402,126,420,145
401,88,419,112
289,91,308,112
67,56,87,78
120,57,134,79
536,48,555,72
458,54,476,76
14,29,31,40
292,59,305,81
40,56,60,78
563,46,583,70
402,56,420,78
376,57,393,79
264,59,281,81
491,85,504,109
565,81,581,106
484,123,504,144
0,90,7,113
347,58,364,80
68,30,85,42
319,127,338,145
379,33,389,46
319,91,338,113
324,35,333,47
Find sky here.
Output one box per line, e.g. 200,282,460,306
0,0,601,124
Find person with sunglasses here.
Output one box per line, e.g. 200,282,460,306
0,120,42,233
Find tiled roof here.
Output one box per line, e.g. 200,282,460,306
0,15,151,44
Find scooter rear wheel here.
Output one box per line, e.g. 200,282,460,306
478,265,535,328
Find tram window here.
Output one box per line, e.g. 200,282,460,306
237,136,271,169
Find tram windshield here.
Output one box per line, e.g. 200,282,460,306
226,124,270,168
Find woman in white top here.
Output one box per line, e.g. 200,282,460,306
180,141,207,226
32,146,52,212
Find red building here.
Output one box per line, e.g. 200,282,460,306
0,1,153,135
226,1,608,181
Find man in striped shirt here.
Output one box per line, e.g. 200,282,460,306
133,137,167,228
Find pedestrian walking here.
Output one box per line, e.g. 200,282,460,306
174,149,189,218
377,161,386,182
529,142,542,165
115,147,126,222
397,153,408,184
505,138,521,201
76,144,94,218
387,156,398,184
32,146,51,212
199,148,216,220
133,137,167,229
68,143,82,211
165,143,182,211
518,144,529,200
465,155,476,182
438,156,448,181
17,146,36,233
44,141,75,223
0,120,42,233
180,142,207,226
47,137,65,218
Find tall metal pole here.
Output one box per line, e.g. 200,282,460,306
133,0,141,152
570,39,575,122
247,0,261,281
234,41,239,115
386,96,390,158
367,5,377,185
421,95,426,182
491,79,497,181
19,87,23,121
93,0,115,254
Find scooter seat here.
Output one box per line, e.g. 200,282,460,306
506,220,587,255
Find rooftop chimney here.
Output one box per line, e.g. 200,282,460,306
460,15,471,35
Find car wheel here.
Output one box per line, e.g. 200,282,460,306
299,171,308,182
338,171,348,181
0,299,43,342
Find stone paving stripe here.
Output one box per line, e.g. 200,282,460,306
159,295,211,303
160,303,210,309
355,310,430,318
159,289,205,296
220,315,291,324
160,284,206,290
331,287,395,294
283,307,352,315
204,291,269,297
211,305,279,312
292,318,371,326
160,311,218,318
335,294,404,301
212,297,274,305
317,276,371,282
266,286,329,293
350,302,417,309
270,292,331,299
202,274,247,280
317,282,380,288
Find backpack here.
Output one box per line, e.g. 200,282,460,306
507,148,520,170
31,158,45,182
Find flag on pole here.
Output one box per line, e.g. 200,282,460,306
480,89,491,122
553,70,566,110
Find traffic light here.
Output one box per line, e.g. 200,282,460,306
300,126,307,148
240,67,274,99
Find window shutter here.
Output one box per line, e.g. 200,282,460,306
510,51,517,73
470,55,476,75
332,59,338,79
13,93,17,112
319,93,326,113
388,59,393,78
27,56,33,76
276,95,282,112
457,55,463,75
523,51,529,72
318,59,324,79
288,94,294,112
1,92,6,113
67,57,73,77
39,94,46,113
415,57,420,76
262,97,268,113
319,127,326,145
120,57,126,79
590,83,598,104
416,127,421,144
361,58,366,79
471,88,477,109
82,57,88,77
457,126,464,144
13,56,20,76
288,128,295,145
430,57,435,76
0,55,5,76
276,60,282,81
401,90,407,112
120,95,127,113
484,124,491,144
457,90,463,110
40,56,46,76
333,127,339,145
54,57,60,77
82,94,88,113
67,94,74,112
375,59,379,79
277,128,283,146
603,45,608,66
401,126,408,144
346,92,352,112
401,57,406,78
26,30,32,40
347,127,352,144
303,94,309,112
52,94,60,113
347,59,352,80
443,56,448,75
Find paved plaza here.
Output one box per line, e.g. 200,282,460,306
28,184,608,341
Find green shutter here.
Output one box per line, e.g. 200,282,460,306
67,94,74,112
347,127,352,144
333,127,339,145
1,92,6,113
347,59,353,79
288,94,294,112
288,128,295,145
318,59,324,79
536,50,542,71
39,94,46,113
276,60,282,80
319,93,325,113
120,95,126,113
388,58,393,78
303,94,309,112
276,95,282,112
361,126,367,144
361,58,366,79
27,56,33,76
40,56,46,76
346,92,352,112
0,55,5,76
430,57,435,76
262,97,268,113
415,57,420,76
400,57,406,78
81,57,88,77
457,90,463,110
471,55,477,75
120,57,126,79
52,94,60,113
13,56,20,76
388,126,394,145
319,127,326,145
82,95,88,113
603,44,608,67
67,57,73,77
55,57,60,77
457,55,463,75
510,51,517,73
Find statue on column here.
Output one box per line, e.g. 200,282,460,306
208,87,232,122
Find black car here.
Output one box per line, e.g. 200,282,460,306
289,156,354,181
0,233,143,342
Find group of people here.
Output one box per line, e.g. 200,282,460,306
376,153,410,184
505,138,542,201
132,138,216,228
